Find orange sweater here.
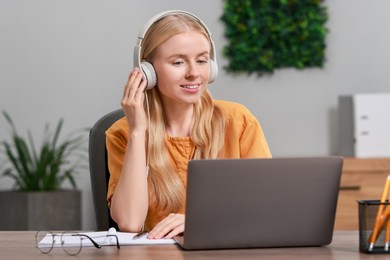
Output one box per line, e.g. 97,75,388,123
106,100,272,229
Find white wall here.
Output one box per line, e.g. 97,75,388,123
1,0,390,230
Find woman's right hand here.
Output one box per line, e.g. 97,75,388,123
121,68,148,133
111,68,149,232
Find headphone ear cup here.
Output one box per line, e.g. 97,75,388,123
141,61,157,89
208,59,218,83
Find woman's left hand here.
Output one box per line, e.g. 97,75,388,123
147,213,185,239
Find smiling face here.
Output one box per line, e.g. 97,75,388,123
151,30,211,108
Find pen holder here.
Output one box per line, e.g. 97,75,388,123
358,200,390,254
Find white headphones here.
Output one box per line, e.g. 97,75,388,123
133,10,219,89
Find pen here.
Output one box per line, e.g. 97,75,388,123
133,230,148,240
385,189,390,251
368,207,390,250
368,175,390,251
386,218,390,251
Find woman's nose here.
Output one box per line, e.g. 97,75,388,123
185,61,200,78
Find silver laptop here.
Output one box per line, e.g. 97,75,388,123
174,157,343,250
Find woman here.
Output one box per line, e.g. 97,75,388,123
106,11,272,239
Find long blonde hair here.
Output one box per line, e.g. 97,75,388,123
142,14,225,216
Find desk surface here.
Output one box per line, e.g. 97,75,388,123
1,231,388,259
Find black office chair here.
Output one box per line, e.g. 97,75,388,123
89,109,124,231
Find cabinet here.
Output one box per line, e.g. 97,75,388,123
334,158,390,230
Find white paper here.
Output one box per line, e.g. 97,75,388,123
38,231,176,248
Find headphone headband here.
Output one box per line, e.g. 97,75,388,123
133,10,218,89
137,10,214,44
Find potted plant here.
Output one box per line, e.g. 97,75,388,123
0,111,87,230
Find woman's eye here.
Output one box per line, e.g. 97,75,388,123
197,59,208,64
173,61,184,65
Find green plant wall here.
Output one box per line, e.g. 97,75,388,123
221,0,328,75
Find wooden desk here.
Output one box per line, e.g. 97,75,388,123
335,157,390,230
1,231,389,259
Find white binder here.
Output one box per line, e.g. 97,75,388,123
353,93,390,157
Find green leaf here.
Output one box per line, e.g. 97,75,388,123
0,111,88,191
221,0,328,75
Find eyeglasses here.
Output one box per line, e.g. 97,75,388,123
35,231,120,256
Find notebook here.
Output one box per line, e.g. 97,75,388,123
174,156,343,250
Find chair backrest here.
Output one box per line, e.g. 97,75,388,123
89,109,124,231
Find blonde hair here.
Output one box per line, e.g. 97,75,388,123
142,14,225,218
